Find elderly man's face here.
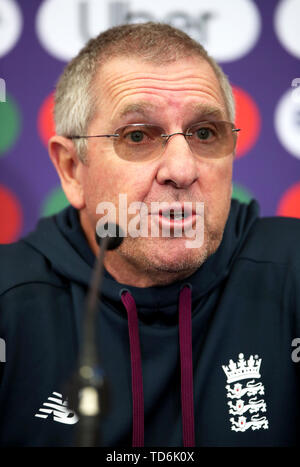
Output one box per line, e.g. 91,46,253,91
78,56,234,287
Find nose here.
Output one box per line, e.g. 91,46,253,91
156,133,198,188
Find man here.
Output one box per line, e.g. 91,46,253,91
0,22,300,447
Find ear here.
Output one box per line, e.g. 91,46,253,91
48,135,85,210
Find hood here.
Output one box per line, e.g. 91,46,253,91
23,197,259,447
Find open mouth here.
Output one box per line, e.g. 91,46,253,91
159,208,191,222
154,204,196,232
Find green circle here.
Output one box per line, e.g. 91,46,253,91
0,92,21,156
41,186,70,217
232,183,254,204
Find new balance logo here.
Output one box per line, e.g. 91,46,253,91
35,392,79,425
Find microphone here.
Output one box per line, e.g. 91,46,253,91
71,223,124,447
95,223,124,250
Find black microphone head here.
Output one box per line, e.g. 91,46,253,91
95,223,124,250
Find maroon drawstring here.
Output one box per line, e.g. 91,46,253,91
179,285,195,447
121,285,195,447
121,291,144,447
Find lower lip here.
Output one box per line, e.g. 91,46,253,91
157,213,196,230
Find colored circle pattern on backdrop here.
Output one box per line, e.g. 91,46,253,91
0,0,300,245
274,0,300,59
0,0,23,58
233,86,261,159
277,182,300,218
0,94,21,156
38,92,55,147
41,186,69,217
232,183,254,204
274,88,300,159
0,184,23,244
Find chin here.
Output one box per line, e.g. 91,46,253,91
111,219,226,286
123,234,213,274
154,240,211,272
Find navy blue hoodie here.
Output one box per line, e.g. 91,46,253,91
0,199,300,447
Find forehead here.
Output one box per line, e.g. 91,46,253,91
93,56,227,123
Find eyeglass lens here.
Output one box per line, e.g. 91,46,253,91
112,122,237,162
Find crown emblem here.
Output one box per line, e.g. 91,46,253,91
222,353,261,383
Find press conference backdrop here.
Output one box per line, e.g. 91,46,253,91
0,0,299,244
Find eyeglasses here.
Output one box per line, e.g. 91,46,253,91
67,121,240,162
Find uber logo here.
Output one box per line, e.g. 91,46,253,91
36,0,261,63
77,1,213,43
107,1,214,45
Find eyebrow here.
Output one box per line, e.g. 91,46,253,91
118,103,155,119
118,102,225,122
189,103,225,121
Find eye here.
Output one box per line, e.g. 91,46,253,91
122,127,151,144
129,130,144,142
195,127,214,140
121,125,161,145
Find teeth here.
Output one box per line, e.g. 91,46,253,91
162,210,185,219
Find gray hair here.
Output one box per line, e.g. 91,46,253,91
54,22,235,162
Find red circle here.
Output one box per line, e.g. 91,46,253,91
0,185,23,244
277,182,300,219
232,86,261,159
37,92,55,147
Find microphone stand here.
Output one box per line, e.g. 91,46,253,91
70,225,123,447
